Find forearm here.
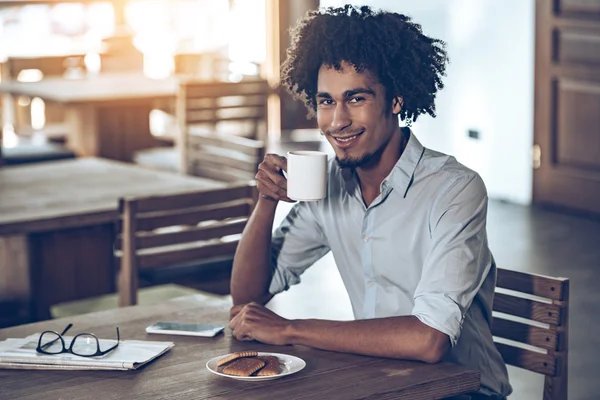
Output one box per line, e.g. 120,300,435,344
288,316,450,363
230,197,278,305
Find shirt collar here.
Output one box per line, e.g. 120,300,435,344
389,128,425,197
340,128,425,198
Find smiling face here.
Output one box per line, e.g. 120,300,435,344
316,61,402,169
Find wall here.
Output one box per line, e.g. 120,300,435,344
319,0,535,204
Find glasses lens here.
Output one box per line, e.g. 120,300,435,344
39,332,63,354
71,334,99,356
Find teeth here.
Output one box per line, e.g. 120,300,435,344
337,135,357,142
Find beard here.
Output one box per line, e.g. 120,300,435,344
335,141,388,169
335,152,375,168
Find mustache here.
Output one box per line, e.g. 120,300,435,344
322,128,364,136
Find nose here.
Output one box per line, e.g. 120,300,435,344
330,103,351,132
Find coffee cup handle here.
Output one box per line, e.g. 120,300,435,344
281,169,288,179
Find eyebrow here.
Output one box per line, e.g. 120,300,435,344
316,87,376,99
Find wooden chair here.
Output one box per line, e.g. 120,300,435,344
183,131,265,183
492,268,570,400
177,78,271,141
135,78,269,180
1,54,86,139
116,183,256,307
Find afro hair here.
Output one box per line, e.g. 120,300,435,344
280,4,449,125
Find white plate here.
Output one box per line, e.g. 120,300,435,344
206,352,306,381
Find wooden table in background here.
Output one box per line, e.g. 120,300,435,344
0,73,179,162
0,157,225,325
0,295,480,399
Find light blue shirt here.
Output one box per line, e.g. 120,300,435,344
269,129,512,397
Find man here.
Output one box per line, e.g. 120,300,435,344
229,5,511,399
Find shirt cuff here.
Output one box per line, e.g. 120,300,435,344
412,294,463,347
268,263,302,295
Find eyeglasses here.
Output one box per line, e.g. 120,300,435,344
36,323,120,357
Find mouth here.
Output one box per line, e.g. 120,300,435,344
331,130,364,148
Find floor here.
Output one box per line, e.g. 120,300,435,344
266,198,600,400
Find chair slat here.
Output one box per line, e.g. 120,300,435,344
492,316,559,351
189,163,255,183
134,184,254,213
187,114,265,125
115,219,247,250
187,150,258,172
137,240,240,269
187,99,267,111
138,220,246,249
494,342,556,376
137,201,250,231
188,132,265,156
497,268,567,301
493,292,561,325
185,80,270,98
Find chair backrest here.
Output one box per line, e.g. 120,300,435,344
184,131,265,183
177,78,270,141
1,55,86,80
116,183,257,307
492,268,569,400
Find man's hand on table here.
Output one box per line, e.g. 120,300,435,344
229,302,295,346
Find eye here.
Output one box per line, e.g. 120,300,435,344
318,99,334,106
349,96,365,104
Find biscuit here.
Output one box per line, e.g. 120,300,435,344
255,356,280,376
222,358,266,377
216,351,258,367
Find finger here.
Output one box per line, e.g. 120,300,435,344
255,171,290,201
228,309,244,329
233,325,252,341
263,153,287,173
257,163,288,191
228,315,239,330
230,304,244,320
259,155,289,189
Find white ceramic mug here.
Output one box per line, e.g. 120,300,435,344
286,151,328,201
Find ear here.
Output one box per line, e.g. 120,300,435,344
392,97,403,114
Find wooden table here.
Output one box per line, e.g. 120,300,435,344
0,73,179,161
0,157,225,325
0,295,480,399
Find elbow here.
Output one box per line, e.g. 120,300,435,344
420,330,451,364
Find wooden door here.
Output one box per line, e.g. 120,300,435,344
533,0,600,215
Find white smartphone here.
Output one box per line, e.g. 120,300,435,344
145,322,225,337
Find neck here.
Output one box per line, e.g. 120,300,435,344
355,126,407,196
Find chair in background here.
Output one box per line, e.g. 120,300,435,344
178,78,270,141
134,78,270,179
492,268,569,400
0,55,79,164
116,183,257,307
183,131,264,183
1,54,86,140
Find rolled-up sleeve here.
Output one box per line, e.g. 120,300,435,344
269,202,330,295
412,173,493,347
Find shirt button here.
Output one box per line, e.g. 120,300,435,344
367,280,376,287
363,235,370,242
